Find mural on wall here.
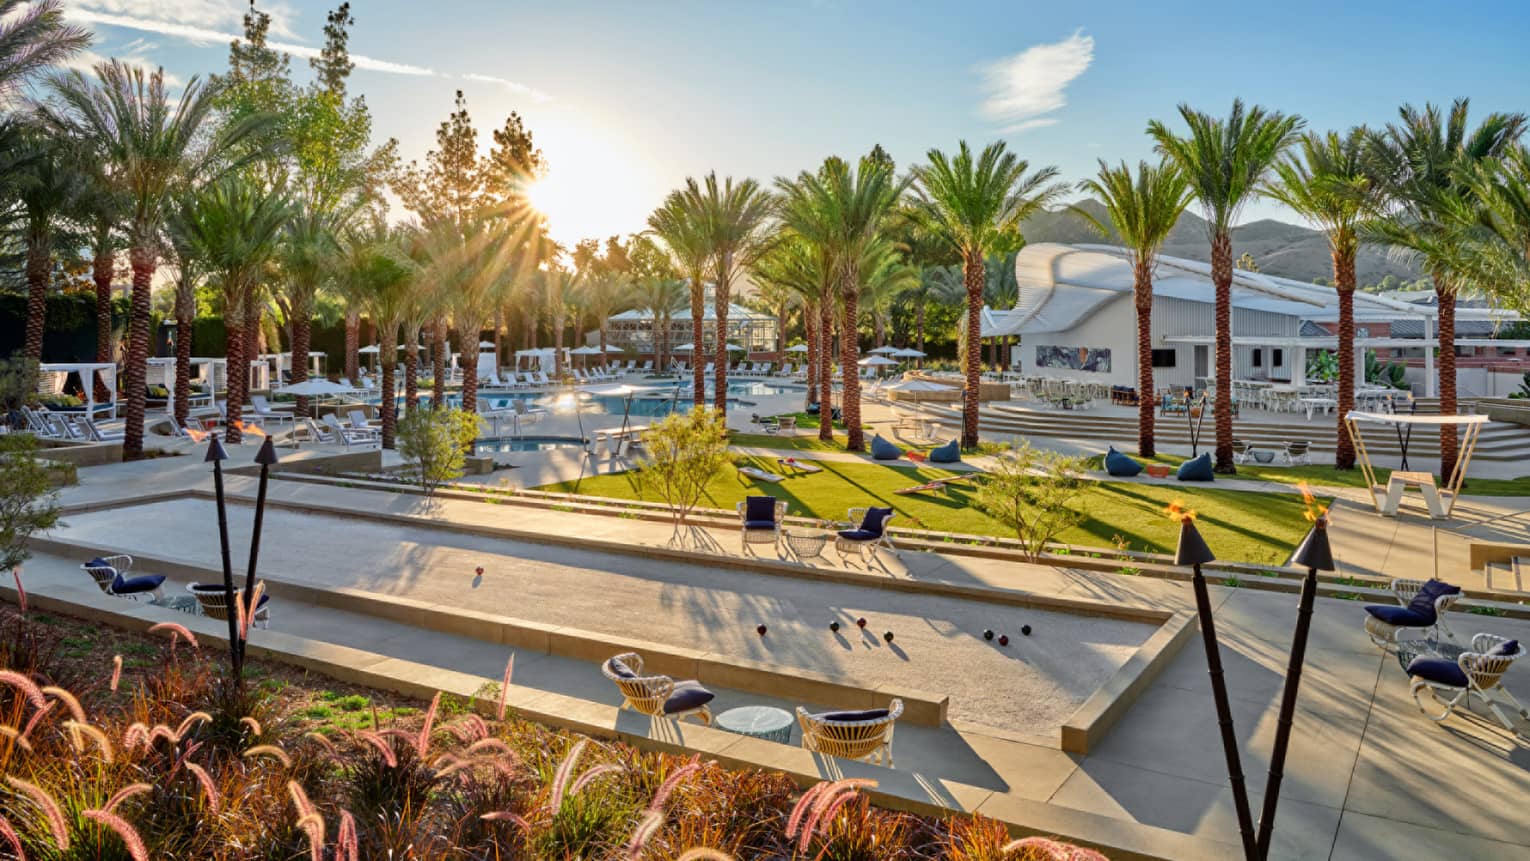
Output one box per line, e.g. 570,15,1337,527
1035,345,1111,373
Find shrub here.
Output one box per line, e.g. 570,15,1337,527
396,408,483,495
973,443,1087,561
0,433,63,571
636,408,730,532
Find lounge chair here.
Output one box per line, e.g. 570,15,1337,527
836,506,898,562
188,582,271,628
737,465,784,483
78,416,124,442
250,395,294,424
323,413,380,446
737,495,786,555
776,456,822,474
81,555,165,602
1282,441,1311,466
797,699,903,766
1407,634,1527,733
1364,578,1463,649
346,410,375,432
513,399,546,425
1231,438,1251,464
602,652,714,725
640,360,653,372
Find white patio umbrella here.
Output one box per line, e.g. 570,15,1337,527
869,345,899,355
882,377,949,392
358,344,381,354
603,344,624,352
784,344,810,353
673,343,694,351
725,343,747,352
569,346,602,355
858,356,899,366
478,341,495,348
891,348,926,358
275,379,357,400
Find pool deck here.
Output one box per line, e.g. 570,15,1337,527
21,443,1530,860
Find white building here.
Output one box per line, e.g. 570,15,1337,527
983,243,1519,397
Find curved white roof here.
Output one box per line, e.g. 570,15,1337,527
1006,243,1437,334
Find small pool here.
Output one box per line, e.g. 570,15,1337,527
378,391,758,417
477,435,586,453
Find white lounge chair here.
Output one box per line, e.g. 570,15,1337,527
250,395,295,424
797,699,903,766
513,399,546,425
323,413,379,446
640,360,653,372
78,416,124,442
346,410,376,432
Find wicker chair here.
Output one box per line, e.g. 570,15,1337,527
835,507,898,563
1363,578,1463,650
797,699,903,766
1408,634,1528,733
601,653,714,725
737,496,787,556
187,583,271,628
80,555,165,602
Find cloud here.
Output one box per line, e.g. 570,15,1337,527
61,7,548,99
69,0,300,40
979,29,1093,133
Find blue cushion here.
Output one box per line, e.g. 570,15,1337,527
110,573,165,595
663,680,715,714
858,507,893,536
837,529,879,541
1488,639,1519,658
818,708,890,722
870,435,902,460
929,440,961,464
86,556,110,568
744,496,777,522
1407,656,1469,688
1363,605,1433,627
1104,447,1142,477
743,520,778,530
1176,452,1214,482
1406,579,1461,620
606,657,636,679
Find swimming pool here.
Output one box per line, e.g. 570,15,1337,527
378,388,770,417
476,435,586,453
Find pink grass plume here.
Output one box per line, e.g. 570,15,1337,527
496,653,515,720
81,809,147,861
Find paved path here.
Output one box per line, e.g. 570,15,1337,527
35,452,1530,859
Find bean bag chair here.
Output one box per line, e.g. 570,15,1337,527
928,439,961,464
1103,447,1142,477
870,435,903,461
1176,452,1214,482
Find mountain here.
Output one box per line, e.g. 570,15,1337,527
1021,200,1421,286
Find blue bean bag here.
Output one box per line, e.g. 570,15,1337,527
1176,452,1214,482
1104,447,1142,477
870,434,902,461
928,439,961,463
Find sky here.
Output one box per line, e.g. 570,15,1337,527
59,0,1530,248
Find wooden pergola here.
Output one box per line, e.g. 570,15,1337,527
1344,411,1487,520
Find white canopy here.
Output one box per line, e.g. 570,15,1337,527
784,343,810,353
276,379,356,397
569,345,602,355
1345,411,1488,426
891,348,926,358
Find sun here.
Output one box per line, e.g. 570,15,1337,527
521,113,657,250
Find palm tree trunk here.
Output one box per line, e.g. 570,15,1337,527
404,330,419,411
494,308,505,370
431,317,446,409
224,315,246,445
380,321,398,449
553,317,565,376
805,300,818,410
842,271,863,452
92,250,114,403
1134,261,1156,458
1210,232,1235,473
1334,247,1357,470
715,264,730,415
462,316,482,414
690,277,705,408
291,298,312,418
121,247,154,460
961,251,984,449
344,307,360,384
174,281,193,427
1436,279,1459,481
818,297,834,443
22,237,49,394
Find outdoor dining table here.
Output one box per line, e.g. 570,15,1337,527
1299,397,1337,421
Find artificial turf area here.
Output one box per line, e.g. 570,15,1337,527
539,455,1317,565
1086,451,1530,496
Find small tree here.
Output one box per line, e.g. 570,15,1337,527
0,434,63,574
396,408,483,495
974,443,1087,561
637,407,729,537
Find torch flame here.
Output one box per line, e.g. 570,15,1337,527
1296,482,1329,524
1163,500,1197,523
234,420,267,439
184,424,208,443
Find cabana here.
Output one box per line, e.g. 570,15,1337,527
514,347,559,372
1344,411,1487,519
37,363,117,418
146,357,221,414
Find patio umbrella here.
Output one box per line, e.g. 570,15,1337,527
583,383,654,443
725,343,747,352
785,343,810,353
569,346,602,355
603,344,624,352
882,377,950,392
275,379,357,402
673,343,694,351
891,348,926,358
869,345,899,355
858,356,899,366
358,344,381,354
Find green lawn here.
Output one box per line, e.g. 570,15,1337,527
539,456,1316,565
1093,452,1530,496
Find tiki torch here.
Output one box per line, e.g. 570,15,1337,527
1172,503,1256,860
205,435,241,671
237,436,279,672
1254,489,1333,859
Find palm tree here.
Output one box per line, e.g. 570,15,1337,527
648,184,714,407
1266,130,1379,470
1365,100,1526,481
860,239,918,352
1461,144,1530,291
9,125,83,393
164,190,208,428
278,203,344,417
0,0,87,96
695,173,774,413
46,61,271,458
171,176,291,444
752,231,830,413
1073,159,1193,458
541,267,580,376
633,275,687,374
1148,100,1303,472
582,270,634,369
341,230,415,447
912,141,1065,448
775,168,851,443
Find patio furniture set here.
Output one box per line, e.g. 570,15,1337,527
602,652,902,765
81,555,273,627
737,496,900,565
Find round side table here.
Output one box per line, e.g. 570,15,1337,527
715,705,794,744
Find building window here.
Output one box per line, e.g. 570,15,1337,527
1252,349,1262,368
1150,349,1177,368
1272,348,1284,366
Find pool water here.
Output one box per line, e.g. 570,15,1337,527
477,435,586,453
377,387,781,417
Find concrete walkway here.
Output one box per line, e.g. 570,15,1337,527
32,452,1530,859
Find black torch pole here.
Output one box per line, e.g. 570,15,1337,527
1255,516,1332,859
205,436,241,676
1178,517,1257,860
238,437,279,677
